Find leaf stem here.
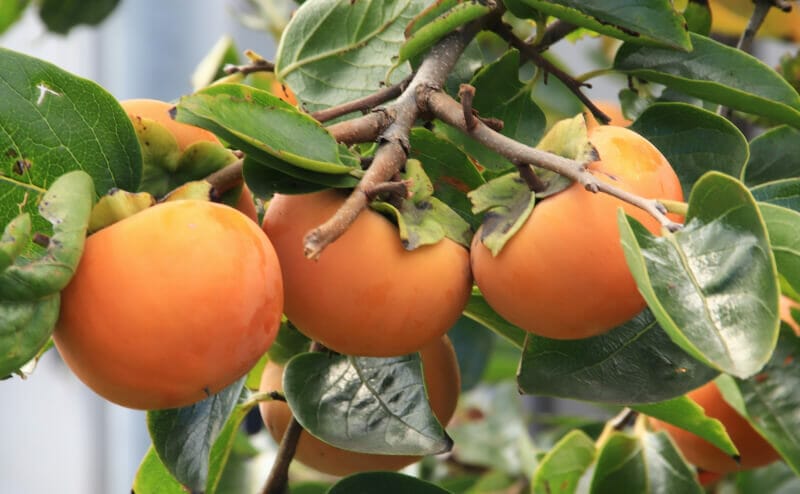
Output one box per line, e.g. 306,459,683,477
659,199,688,218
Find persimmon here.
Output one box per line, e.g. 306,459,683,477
649,382,780,474
54,200,284,410
235,184,259,223
258,335,461,477
120,98,220,151
262,189,472,356
471,125,683,340
779,295,800,336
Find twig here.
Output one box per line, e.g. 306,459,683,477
325,109,394,145
737,0,778,54
534,20,579,51
423,90,682,232
515,163,547,192
610,407,639,431
458,84,478,130
224,59,275,76
491,20,611,125
302,12,497,259
205,158,244,195
310,75,413,123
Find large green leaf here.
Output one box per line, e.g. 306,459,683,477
629,102,748,195
0,295,58,378
751,178,800,212
37,0,119,34
759,203,800,296
742,126,800,186
462,289,526,348
634,395,737,456
447,316,495,392
328,472,451,494
737,461,800,494
0,0,28,35
590,431,703,493
619,172,779,379
0,48,141,246
531,430,596,494
283,352,451,456
734,329,800,474
275,0,427,111
205,399,258,494
147,378,246,492
518,309,718,404
505,0,691,50
132,447,186,494
615,33,800,127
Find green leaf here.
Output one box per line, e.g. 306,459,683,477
628,102,748,195
0,214,32,272
370,160,473,249
506,0,691,50
176,84,357,175
734,329,800,474
436,49,546,171
462,289,526,348
614,33,800,127
448,316,495,392
242,156,340,200
737,461,800,494
0,0,29,35
759,203,800,296
328,472,451,494
751,178,800,212
37,0,119,34
468,172,535,256
531,430,596,494
284,352,452,456
518,309,719,404
408,128,485,229
0,48,141,246
147,378,246,492
591,431,703,493
0,171,95,300
742,126,800,187
634,396,738,456
683,0,711,36
132,447,186,494
206,399,257,494
0,295,59,378
618,172,780,379
275,0,427,111
266,319,311,366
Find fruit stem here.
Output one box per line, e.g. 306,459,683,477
205,158,244,195
659,199,689,218
595,407,639,447
242,390,286,409
423,90,684,233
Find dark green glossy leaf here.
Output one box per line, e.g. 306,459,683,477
742,126,800,187
634,396,737,456
0,171,95,300
590,431,703,494
737,461,800,494
531,430,596,494
147,378,246,491
751,178,800,212
468,172,535,256
176,84,357,175
408,128,485,229
436,49,546,171
242,157,339,201
683,0,711,36
284,352,451,455
462,289,526,348
371,160,472,249
206,399,257,494
0,0,28,35
619,172,779,378
447,316,495,392
629,102,748,195
615,33,800,127
0,48,141,247
275,0,427,111
759,203,800,295
518,309,718,404
38,0,119,34
266,319,311,366
132,446,186,494
734,329,800,474
328,472,451,494
506,0,691,50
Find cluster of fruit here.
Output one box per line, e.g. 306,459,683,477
51,98,781,479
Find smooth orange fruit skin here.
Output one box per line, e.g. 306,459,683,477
594,101,632,127
650,382,780,474
235,184,259,223
120,98,220,151
54,201,284,410
262,190,472,356
258,335,461,477
779,295,800,336
471,125,683,340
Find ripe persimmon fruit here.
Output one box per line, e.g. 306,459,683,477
262,189,472,356
54,200,284,409
471,124,683,340
649,381,780,474
258,335,461,477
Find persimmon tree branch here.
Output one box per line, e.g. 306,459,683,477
310,74,413,123
534,19,579,51
302,13,497,259
423,89,682,232
490,20,611,125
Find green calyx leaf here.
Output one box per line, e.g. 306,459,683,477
469,172,535,256
88,189,155,233
370,159,472,250
619,172,780,379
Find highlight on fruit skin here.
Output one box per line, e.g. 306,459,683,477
262,189,473,357
470,124,683,340
649,382,781,474
54,200,284,410
258,335,461,477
